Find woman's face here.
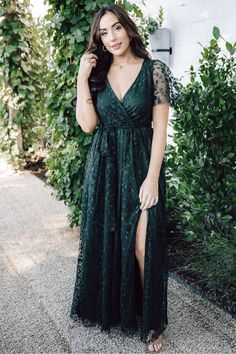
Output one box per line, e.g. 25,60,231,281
99,12,131,57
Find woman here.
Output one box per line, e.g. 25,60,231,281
70,4,179,353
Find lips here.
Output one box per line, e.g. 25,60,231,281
111,43,122,49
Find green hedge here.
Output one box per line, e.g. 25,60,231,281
0,0,48,168
166,27,236,301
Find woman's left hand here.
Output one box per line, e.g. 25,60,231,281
139,177,159,210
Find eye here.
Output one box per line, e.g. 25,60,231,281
101,32,107,37
115,25,122,31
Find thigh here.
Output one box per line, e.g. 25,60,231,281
135,209,148,253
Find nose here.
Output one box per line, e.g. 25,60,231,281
108,31,117,43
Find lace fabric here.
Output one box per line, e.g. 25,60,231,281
152,59,180,106
70,58,179,343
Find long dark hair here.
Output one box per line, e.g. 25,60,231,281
85,4,150,102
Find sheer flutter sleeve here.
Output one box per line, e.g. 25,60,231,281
152,59,180,107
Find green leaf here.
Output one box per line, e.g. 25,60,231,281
5,45,16,54
213,26,220,39
225,41,233,53
21,62,30,73
73,29,84,43
123,2,134,11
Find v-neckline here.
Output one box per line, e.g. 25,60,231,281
106,58,146,103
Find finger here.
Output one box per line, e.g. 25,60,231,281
89,58,97,64
87,53,98,60
149,197,156,208
140,195,151,210
152,197,158,207
142,196,155,210
88,57,97,61
153,196,158,205
82,57,94,63
83,51,97,57
139,188,143,202
81,55,96,63
140,195,146,209
81,55,88,62
86,54,98,61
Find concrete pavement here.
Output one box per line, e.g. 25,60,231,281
0,156,235,353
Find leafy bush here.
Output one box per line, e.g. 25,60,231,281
166,27,236,302
44,0,113,227
0,0,49,168
146,6,164,34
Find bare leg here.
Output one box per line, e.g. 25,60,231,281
135,210,148,287
135,210,164,353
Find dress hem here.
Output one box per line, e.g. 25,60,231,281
69,312,167,344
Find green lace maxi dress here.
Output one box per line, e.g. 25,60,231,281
70,58,179,343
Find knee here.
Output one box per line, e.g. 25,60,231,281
135,241,145,260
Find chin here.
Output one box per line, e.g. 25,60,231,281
115,51,126,56
114,47,130,57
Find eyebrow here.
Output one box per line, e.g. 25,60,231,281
99,21,121,31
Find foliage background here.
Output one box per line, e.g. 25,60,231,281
0,0,48,168
0,1,235,313
165,28,236,308
44,0,113,227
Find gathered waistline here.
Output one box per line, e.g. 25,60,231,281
97,124,152,130
96,123,152,158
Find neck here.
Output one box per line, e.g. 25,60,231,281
112,50,137,66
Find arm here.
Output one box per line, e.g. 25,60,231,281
76,77,99,133
147,103,169,181
139,102,169,210
139,59,178,210
75,53,99,133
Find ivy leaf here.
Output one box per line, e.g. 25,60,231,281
5,45,16,54
123,2,134,11
73,29,84,43
21,62,30,73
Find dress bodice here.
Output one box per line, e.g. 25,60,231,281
95,58,179,129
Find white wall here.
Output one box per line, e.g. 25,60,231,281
30,0,48,19
145,0,236,83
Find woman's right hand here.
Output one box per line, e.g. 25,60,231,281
77,53,98,82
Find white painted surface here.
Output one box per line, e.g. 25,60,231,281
149,28,171,65
30,0,48,19
144,0,236,83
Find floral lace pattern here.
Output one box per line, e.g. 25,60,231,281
70,58,180,343
152,59,180,106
